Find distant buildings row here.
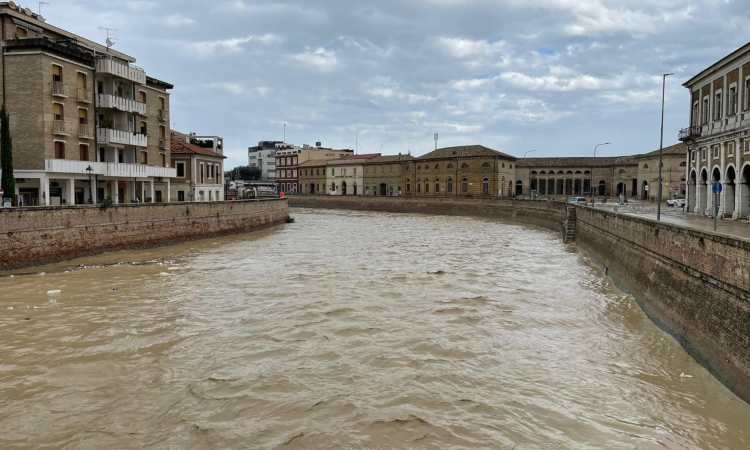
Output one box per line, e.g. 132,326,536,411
0,2,225,206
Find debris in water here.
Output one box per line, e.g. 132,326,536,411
159,272,170,277
680,372,693,379
47,290,62,296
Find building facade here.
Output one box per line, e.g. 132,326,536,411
680,42,750,219
0,2,175,206
276,144,353,194
170,131,225,202
248,141,288,181
634,144,688,202
405,145,517,198
362,155,413,196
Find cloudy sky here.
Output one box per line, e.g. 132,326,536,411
45,0,750,167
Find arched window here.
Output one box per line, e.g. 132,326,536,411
435,180,440,193
447,177,453,193
425,181,430,193
461,177,469,193
447,163,454,169
434,164,440,169
643,164,649,169
482,177,489,194
461,163,470,169
482,162,491,168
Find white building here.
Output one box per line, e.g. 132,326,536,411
248,141,291,181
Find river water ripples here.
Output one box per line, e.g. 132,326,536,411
1,208,749,449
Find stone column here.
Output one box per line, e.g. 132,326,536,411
719,142,727,216
113,181,119,204
39,175,49,206
90,177,97,204
706,178,714,216
166,179,171,202
150,180,155,203
66,178,75,206
694,178,701,214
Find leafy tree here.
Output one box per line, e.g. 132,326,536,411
229,165,262,181
0,106,15,205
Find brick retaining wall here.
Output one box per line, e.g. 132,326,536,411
289,195,750,403
0,199,289,270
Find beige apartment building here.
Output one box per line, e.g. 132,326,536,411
680,42,750,219
170,132,225,202
276,144,353,194
0,2,175,206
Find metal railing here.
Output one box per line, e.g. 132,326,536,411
78,123,93,139
51,80,67,97
678,125,702,141
96,127,148,147
95,57,146,84
45,159,176,178
97,94,147,115
52,120,67,135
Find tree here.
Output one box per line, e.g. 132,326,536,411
0,106,15,205
230,165,261,181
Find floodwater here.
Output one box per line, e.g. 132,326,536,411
1,209,749,450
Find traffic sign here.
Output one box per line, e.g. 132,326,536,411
712,182,723,194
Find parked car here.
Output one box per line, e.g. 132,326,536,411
667,198,686,208
567,196,587,204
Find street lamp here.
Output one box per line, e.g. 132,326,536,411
657,73,674,222
592,142,611,206
523,150,536,197
85,165,93,204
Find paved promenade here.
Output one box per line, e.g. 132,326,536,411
594,202,750,242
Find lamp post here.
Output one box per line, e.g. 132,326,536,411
592,142,611,206
85,165,93,204
657,73,674,222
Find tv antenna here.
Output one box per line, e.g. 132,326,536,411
38,1,49,16
99,27,117,49
434,132,439,150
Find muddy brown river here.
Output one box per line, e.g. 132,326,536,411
1,209,749,449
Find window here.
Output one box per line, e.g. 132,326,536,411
76,72,87,97
54,141,65,159
447,178,453,193
53,103,64,121
461,178,469,193
97,81,104,95
482,178,489,194
51,64,62,82
729,85,738,116
425,182,429,193
746,78,750,111
178,191,185,202
691,150,696,162
140,121,147,135
481,162,491,169
78,108,88,125
139,91,147,104
140,151,148,164
461,163,469,169
176,162,185,178
162,153,167,167
79,144,88,161
159,125,166,139
702,97,709,124
714,90,722,121
434,180,440,193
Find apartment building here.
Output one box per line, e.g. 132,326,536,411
170,131,225,202
276,143,353,194
248,141,288,181
0,2,175,206
680,42,750,219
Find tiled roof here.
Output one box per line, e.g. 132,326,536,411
516,156,638,168
635,142,687,158
170,136,226,159
418,145,517,161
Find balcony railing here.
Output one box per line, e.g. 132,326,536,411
52,120,67,135
45,159,176,178
97,127,148,148
678,125,702,141
51,81,67,97
97,94,146,115
77,88,91,103
78,122,93,139
95,57,146,84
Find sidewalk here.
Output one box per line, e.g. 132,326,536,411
593,202,750,242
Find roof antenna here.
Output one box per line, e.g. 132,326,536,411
99,27,117,49
434,132,439,150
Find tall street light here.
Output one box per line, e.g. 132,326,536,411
657,73,674,222
592,142,611,206
523,150,536,197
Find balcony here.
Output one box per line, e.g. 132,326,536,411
97,94,147,115
678,125,702,141
77,88,92,103
45,159,176,179
51,81,67,97
78,123,93,139
97,127,148,148
95,57,146,84
52,120,68,135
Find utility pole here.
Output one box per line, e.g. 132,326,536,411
657,73,674,221
592,142,611,207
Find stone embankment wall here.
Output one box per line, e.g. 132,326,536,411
289,195,750,403
0,199,289,270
